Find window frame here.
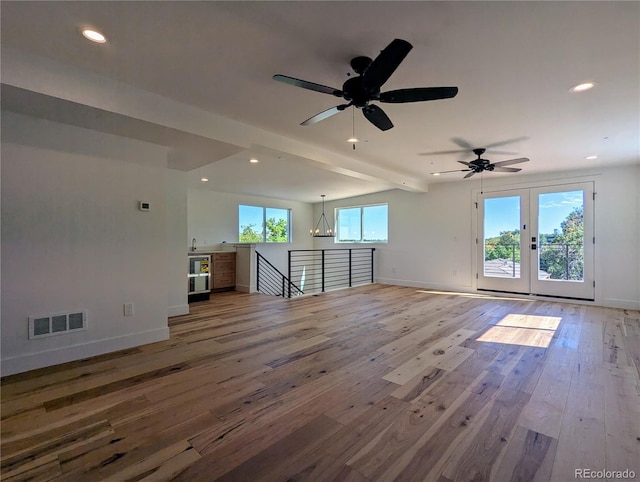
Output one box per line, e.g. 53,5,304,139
238,204,291,243
335,203,388,244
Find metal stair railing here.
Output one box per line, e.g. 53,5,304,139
288,248,375,296
256,250,304,298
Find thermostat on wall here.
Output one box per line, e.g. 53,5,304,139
139,201,150,211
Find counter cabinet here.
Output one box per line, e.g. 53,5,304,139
212,252,236,292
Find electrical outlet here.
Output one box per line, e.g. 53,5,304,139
123,303,134,316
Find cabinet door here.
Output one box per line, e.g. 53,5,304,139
214,273,235,288
214,259,235,274
212,253,236,290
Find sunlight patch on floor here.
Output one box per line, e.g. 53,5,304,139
476,313,562,348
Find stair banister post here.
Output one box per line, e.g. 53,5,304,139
371,248,375,283
288,250,292,298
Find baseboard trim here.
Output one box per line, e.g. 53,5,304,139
235,283,256,293
376,277,474,293
1,327,170,377
601,298,640,310
168,304,189,317
376,278,640,309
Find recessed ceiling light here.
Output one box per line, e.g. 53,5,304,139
570,82,595,93
249,158,259,164
82,28,107,43
200,177,209,182
431,172,441,176
347,137,359,143
585,155,598,160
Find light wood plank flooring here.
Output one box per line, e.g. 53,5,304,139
2,284,639,481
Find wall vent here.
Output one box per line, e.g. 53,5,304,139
28,311,87,339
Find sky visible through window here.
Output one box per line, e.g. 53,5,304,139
484,191,583,238
362,205,388,241
239,205,263,231
337,204,388,242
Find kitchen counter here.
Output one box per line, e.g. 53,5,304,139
188,250,236,254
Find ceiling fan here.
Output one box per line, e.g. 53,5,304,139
273,38,458,131
433,148,530,178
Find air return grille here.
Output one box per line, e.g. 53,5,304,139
29,311,87,339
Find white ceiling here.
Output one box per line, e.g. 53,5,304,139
1,1,638,202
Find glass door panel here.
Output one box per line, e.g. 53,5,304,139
477,190,530,294
530,183,594,299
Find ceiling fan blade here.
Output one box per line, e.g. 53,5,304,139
458,160,472,167
464,171,478,179
362,39,412,90
273,75,342,97
362,104,394,131
418,149,468,156
433,169,471,174
449,137,528,153
301,104,350,125
483,149,519,155
492,157,529,167
483,136,529,149
492,166,522,173
451,137,475,150
379,87,458,103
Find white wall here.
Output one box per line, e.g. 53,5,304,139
1,112,172,375
318,166,640,309
593,166,640,307
167,170,189,316
187,188,314,275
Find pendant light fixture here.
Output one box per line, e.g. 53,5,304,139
310,195,335,237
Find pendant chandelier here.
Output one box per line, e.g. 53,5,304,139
310,195,335,237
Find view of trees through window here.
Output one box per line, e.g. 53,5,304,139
539,206,584,280
484,230,521,263
485,205,584,280
239,205,290,243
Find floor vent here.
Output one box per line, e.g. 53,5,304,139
28,311,87,339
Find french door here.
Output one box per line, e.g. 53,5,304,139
477,182,594,300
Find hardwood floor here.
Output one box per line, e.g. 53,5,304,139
2,284,639,481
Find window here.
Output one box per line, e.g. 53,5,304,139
238,205,290,243
336,204,388,243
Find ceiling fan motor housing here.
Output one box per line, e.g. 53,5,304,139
471,148,491,171
350,56,372,75
342,76,379,107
